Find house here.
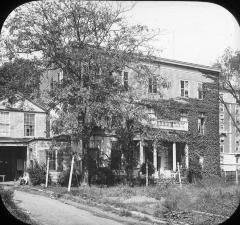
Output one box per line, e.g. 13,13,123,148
41,57,220,179
219,90,240,172
0,94,54,181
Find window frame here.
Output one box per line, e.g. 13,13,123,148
149,76,157,94
123,71,128,91
24,113,35,137
0,111,10,137
46,150,57,171
180,80,189,98
197,115,205,135
197,82,204,100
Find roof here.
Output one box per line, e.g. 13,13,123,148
141,56,220,73
0,137,52,144
0,137,32,143
0,93,48,113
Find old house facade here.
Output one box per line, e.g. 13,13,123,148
0,94,54,181
42,57,220,179
219,91,240,172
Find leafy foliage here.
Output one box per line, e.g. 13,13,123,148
58,168,81,187
140,162,155,176
0,58,42,100
3,0,162,183
27,160,51,185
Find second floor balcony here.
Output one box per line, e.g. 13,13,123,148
150,119,188,131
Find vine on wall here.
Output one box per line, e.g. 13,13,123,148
141,77,220,177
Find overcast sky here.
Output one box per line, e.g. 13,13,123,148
124,1,240,66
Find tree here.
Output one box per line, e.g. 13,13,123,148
3,0,162,184
0,58,42,100
216,47,240,133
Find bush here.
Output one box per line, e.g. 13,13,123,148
27,160,51,186
140,162,155,176
0,186,14,208
187,160,202,183
58,168,81,187
91,167,115,186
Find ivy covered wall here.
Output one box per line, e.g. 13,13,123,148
141,73,220,176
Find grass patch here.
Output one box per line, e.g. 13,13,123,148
119,209,132,217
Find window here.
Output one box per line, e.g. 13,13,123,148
236,141,239,151
220,103,224,112
198,114,205,135
50,77,54,91
180,80,189,97
24,113,35,136
89,138,102,150
220,118,224,124
148,108,156,119
220,155,223,163
0,111,10,136
198,83,203,99
46,150,56,170
123,71,128,91
220,114,224,119
57,70,63,83
237,129,240,136
220,145,224,153
149,76,157,93
220,124,224,131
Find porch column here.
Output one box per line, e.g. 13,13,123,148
139,140,144,165
153,142,158,178
26,146,30,169
184,144,189,169
173,142,176,172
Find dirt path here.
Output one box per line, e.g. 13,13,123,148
13,190,127,225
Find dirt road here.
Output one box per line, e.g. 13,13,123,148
13,190,125,225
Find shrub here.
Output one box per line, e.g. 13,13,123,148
58,168,81,187
187,160,202,183
0,186,14,208
140,162,155,176
27,160,51,185
91,167,115,186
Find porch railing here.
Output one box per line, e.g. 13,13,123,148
151,119,188,131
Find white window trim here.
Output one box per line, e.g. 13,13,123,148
24,113,35,137
0,111,10,137
180,80,189,98
197,82,203,100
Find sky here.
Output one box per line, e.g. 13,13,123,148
2,1,240,67
123,1,240,67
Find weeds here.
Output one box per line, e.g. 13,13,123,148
119,209,132,217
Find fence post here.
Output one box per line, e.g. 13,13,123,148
45,156,49,188
68,155,75,192
177,162,182,188
146,160,148,187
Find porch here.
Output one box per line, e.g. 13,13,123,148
137,140,189,179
